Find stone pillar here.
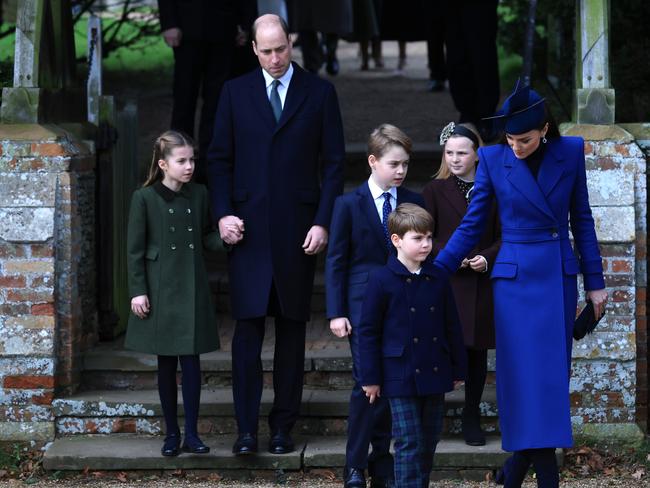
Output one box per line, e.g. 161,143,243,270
562,124,646,443
0,125,97,441
575,0,615,124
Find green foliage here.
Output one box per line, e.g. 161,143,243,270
497,0,650,122
611,0,650,121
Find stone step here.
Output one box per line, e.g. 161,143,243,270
52,387,499,437
43,434,533,479
80,344,496,391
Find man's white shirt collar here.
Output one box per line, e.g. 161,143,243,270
262,64,294,91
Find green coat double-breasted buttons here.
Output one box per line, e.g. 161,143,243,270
125,181,221,355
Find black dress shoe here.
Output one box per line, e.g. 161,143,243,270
427,79,445,92
182,435,210,454
161,431,181,457
232,433,257,455
268,431,294,454
344,467,366,488
462,412,486,446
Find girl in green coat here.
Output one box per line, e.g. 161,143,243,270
126,131,222,457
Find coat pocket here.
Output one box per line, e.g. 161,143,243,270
490,262,517,279
382,345,405,380
145,247,159,261
382,345,405,358
562,258,580,275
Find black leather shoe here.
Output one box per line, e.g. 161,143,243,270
268,431,294,454
427,79,445,92
462,411,486,446
344,467,366,488
182,435,210,454
161,431,181,457
232,433,257,455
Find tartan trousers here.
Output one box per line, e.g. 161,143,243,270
389,394,445,488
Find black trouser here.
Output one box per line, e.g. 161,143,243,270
464,348,487,416
345,331,393,480
231,281,307,435
171,40,232,183
425,2,446,82
157,355,202,439
442,0,499,125
503,448,559,488
299,31,339,73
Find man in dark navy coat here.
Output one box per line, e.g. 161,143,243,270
207,14,345,455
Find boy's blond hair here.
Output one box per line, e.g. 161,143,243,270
367,123,412,159
388,203,433,238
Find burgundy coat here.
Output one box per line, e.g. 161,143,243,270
422,177,500,349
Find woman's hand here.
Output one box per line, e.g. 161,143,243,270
468,255,488,273
131,295,150,319
586,288,608,318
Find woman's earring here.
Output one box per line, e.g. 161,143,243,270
542,136,547,144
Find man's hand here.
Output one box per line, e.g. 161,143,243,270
131,295,150,319
162,27,182,48
218,215,245,245
303,225,328,255
362,385,381,404
329,317,352,338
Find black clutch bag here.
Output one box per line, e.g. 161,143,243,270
573,301,605,341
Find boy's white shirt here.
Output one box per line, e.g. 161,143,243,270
367,176,397,222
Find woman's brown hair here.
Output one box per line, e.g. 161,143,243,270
143,130,195,187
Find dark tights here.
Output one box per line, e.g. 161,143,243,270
504,448,559,488
464,348,487,416
157,355,202,439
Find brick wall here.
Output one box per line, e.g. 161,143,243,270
0,125,97,440
564,124,647,439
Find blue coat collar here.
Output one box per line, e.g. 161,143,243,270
502,138,565,221
387,254,438,278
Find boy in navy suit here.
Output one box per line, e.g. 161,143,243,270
358,204,466,488
326,125,424,488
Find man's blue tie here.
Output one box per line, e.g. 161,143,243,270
270,79,282,122
382,192,392,250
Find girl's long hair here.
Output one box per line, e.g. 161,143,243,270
143,130,195,187
435,123,483,180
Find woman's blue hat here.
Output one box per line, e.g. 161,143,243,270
484,79,546,135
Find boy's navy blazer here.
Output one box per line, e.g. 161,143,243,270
325,182,425,326
357,255,467,397
207,63,345,321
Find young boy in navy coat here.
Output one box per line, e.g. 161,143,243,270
326,124,424,488
358,203,466,488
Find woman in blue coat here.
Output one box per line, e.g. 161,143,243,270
434,82,608,488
